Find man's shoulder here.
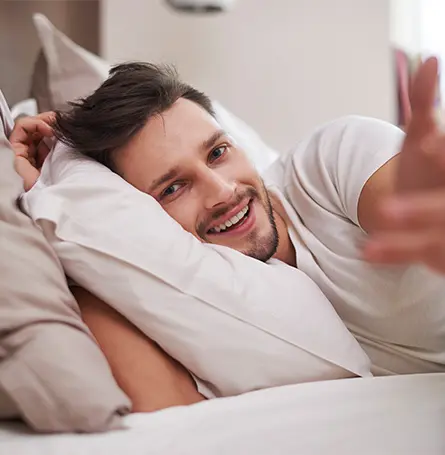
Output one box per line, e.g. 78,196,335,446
299,115,401,147
263,116,380,189
263,116,403,191
284,115,403,166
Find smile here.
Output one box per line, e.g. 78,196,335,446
207,200,256,237
209,204,250,233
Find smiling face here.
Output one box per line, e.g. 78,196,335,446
115,98,279,261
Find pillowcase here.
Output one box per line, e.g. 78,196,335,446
10,98,38,121
0,90,131,432
31,14,110,113
30,13,278,173
22,142,372,398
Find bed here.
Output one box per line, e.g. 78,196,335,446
1,374,445,454
1,4,445,453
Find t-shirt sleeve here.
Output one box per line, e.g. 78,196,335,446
284,116,405,228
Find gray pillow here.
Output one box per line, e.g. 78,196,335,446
30,50,53,113
0,90,131,432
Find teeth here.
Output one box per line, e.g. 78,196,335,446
210,204,250,234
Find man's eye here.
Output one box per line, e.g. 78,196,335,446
209,145,227,163
161,183,182,198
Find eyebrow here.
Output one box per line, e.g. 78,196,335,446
201,129,226,151
148,130,227,194
148,167,181,194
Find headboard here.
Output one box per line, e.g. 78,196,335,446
0,0,99,106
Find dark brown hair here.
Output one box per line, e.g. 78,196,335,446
53,62,214,172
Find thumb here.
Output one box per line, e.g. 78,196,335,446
410,57,439,119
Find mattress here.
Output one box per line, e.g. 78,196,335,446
0,373,444,455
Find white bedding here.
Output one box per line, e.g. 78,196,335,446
1,374,444,455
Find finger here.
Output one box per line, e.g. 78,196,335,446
363,231,426,263
378,189,445,230
36,140,51,169
11,142,29,158
9,117,54,145
12,139,37,160
32,132,43,143
36,111,56,125
405,57,438,146
362,229,445,273
28,155,37,168
396,58,441,193
410,57,438,122
417,134,445,168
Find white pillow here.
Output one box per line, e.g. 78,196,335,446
22,143,371,398
32,13,278,173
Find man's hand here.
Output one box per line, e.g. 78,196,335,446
363,57,445,273
10,112,55,191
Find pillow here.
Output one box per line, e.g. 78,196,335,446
0,90,130,432
22,142,372,398
10,99,38,121
31,14,110,113
30,13,278,173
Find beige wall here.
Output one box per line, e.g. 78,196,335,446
0,0,99,105
101,0,395,152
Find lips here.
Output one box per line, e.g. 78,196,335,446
206,200,256,238
208,204,249,233
206,199,250,233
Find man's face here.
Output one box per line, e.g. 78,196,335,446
116,98,278,261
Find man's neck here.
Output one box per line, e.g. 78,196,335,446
270,195,296,267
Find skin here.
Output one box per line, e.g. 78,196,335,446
114,98,295,266
73,287,206,412
360,57,445,273
10,57,445,411
12,112,54,191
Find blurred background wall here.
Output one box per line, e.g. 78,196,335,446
101,0,395,152
391,0,445,110
3,0,444,153
0,0,99,105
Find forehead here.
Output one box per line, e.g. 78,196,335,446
118,98,220,170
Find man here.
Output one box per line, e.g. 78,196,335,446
11,58,445,409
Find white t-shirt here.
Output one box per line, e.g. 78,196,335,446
265,115,445,375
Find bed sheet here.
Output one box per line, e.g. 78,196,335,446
0,373,444,455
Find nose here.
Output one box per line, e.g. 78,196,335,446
201,169,236,210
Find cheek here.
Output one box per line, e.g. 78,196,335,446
162,199,200,236
230,153,260,184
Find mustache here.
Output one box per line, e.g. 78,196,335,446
198,187,259,236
